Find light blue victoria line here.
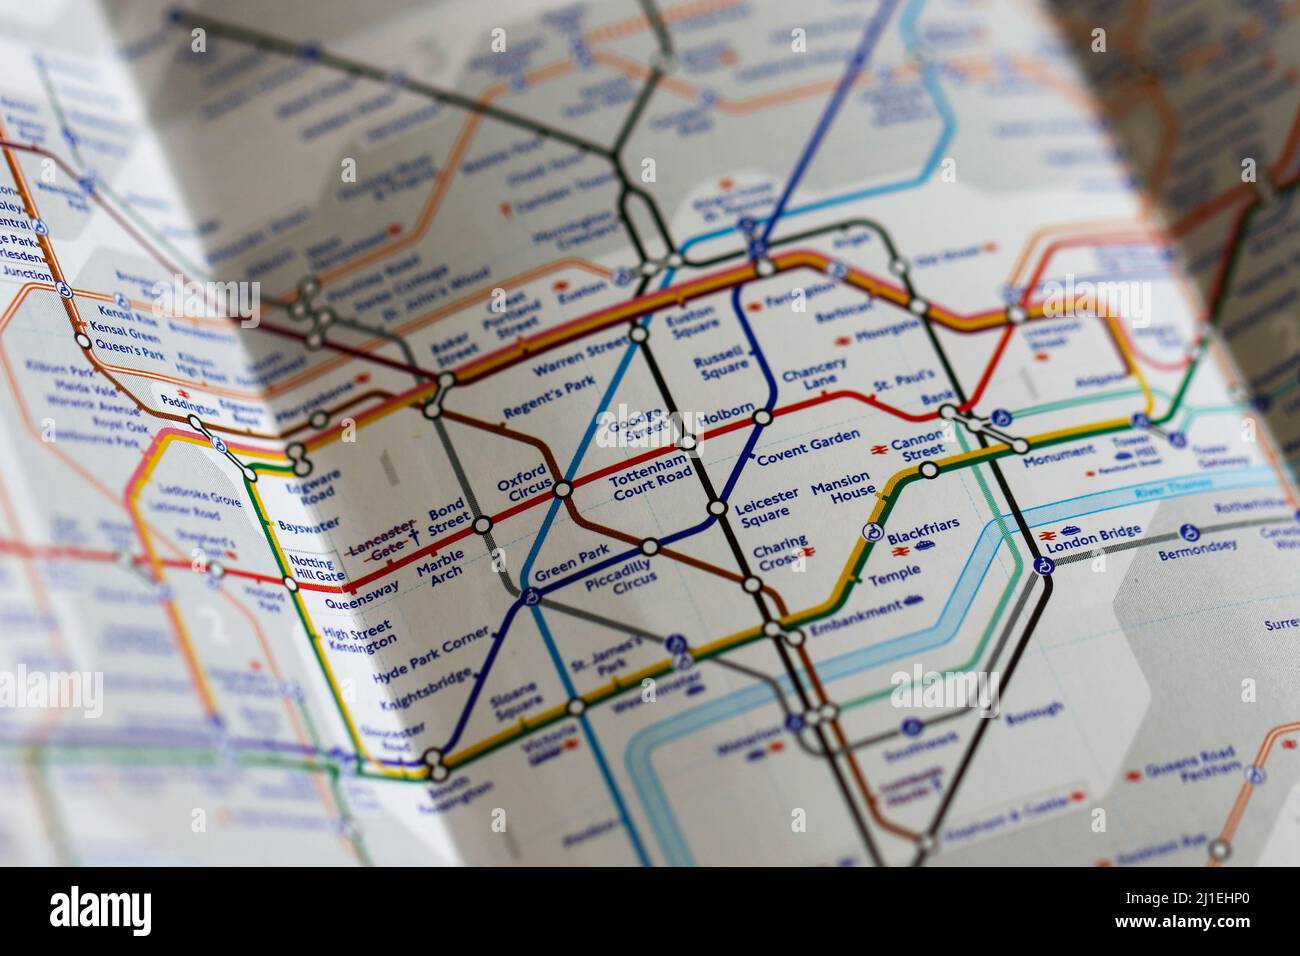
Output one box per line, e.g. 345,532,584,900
519,0,954,585
508,0,954,863
528,605,650,864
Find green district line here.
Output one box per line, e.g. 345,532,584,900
5,258,1270,781
1,346,1220,779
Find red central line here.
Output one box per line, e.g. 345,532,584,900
961,324,1015,412
0,540,344,593
333,378,1014,594
342,527,477,594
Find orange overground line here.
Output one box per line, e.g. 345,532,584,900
1170,185,1255,238
449,248,1028,386
247,26,1002,391
84,355,265,400
1018,220,1249,327
122,429,230,719
2,25,1107,411
120,27,1065,399
149,258,611,403
385,257,613,348
0,147,340,816
591,48,877,114
0,134,432,399
12,0,1300,796
14,0,1288,422
105,431,361,827
0,292,357,775
1018,232,1163,305
0,280,394,446
8,262,603,444
595,46,1074,117
582,0,741,45
1193,194,1300,510
0,280,297,444
26,291,391,453
999,204,1297,509
0,16,951,411
0,413,62,659
0,119,81,333
0,230,317,742
277,286,1036,599
300,53,579,294
269,257,612,399
316,114,485,287
1004,53,1100,112
3,221,1156,499
1209,721,1300,865
1007,211,1231,363
0,295,191,561
1015,227,1197,375
297,249,1104,460
1004,39,1300,292
1057,0,1300,79
1144,82,1179,199
0,132,133,669
1005,218,1152,290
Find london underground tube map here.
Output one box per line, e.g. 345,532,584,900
0,0,1298,871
